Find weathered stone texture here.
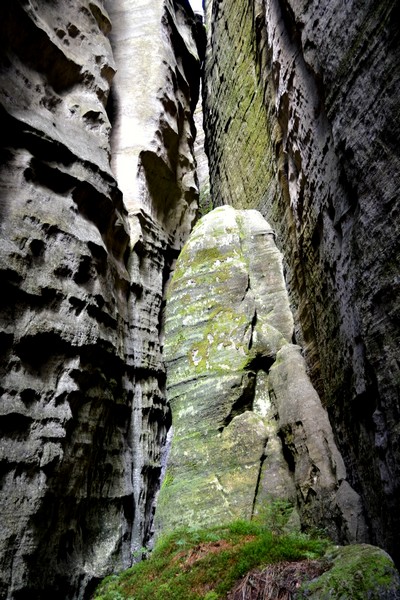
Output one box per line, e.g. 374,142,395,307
203,0,400,564
156,206,366,544
105,0,202,551
106,0,202,247
0,1,200,598
203,0,279,212
193,81,211,216
0,2,130,598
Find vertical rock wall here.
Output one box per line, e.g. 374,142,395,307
0,0,201,598
203,0,279,213
203,0,400,563
194,82,211,216
105,0,202,557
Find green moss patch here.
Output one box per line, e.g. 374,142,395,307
298,544,400,599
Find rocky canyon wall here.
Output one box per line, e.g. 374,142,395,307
1,0,399,596
105,0,202,561
203,0,400,564
0,1,201,598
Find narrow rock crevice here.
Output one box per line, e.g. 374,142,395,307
219,371,257,432
277,425,296,475
251,440,268,519
247,308,257,350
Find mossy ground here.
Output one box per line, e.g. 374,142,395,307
93,518,330,600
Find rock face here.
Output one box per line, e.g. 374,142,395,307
105,0,202,555
203,0,400,564
0,0,398,595
156,206,366,544
0,1,201,598
194,81,211,216
105,0,202,244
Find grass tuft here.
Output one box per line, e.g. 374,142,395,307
93,519,330,600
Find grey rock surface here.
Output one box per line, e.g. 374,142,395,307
105,0,202,556
0,0,398,595
156,206,366,543
194,81,211,216
203,0,400,564
0,0,200,598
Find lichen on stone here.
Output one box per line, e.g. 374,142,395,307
156,206,366,546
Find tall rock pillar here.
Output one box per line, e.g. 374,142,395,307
105,0,202,556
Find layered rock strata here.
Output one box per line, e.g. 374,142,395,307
156,206,366,544
203,0,400,563
0,1,201,598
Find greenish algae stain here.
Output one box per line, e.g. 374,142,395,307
157,206,296,535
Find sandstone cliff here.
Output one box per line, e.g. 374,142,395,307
0,1,201,598
203,0,400,565
0,0,399,596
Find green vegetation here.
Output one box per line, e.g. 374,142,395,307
197,183,213,217
252,497,296,536
93,517,330,600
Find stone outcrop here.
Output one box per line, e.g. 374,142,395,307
203,0,400,564
299,544,400,600
156,206,366,544
105,0,202,246
0,1,201,598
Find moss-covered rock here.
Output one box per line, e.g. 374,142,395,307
298,544,400,599
203,0,400,566
157,206,292,532
156,206,366,544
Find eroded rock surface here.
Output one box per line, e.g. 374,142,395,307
105,0,203,555
0,3,130,597
156,206,366,543
203,0,400,563
0,0,201,598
